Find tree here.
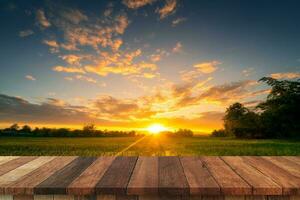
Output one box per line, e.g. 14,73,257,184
83,123,96,135
9,123,19,132
257,77,300,138
224,103,261,138
20,125,31,133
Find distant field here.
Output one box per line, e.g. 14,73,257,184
0,135,299,156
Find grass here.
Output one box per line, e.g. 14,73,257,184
0,135,299,156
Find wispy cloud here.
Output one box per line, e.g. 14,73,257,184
172,42,182,53
122,0,156,9
270,72,300,79
194,61,221,74
242,67,255,77
52,66,85,74
36,9,51,28
156,0,177,19
59,9,88,24
150,49,169,62
25,75,36,81
172,17,186,27
19,29,34,37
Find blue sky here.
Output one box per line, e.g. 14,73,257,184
0,0,299,131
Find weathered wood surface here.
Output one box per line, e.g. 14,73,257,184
0,156,299,196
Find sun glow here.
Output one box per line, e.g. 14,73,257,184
147,124,167,134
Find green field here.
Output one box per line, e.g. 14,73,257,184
0,135,299,156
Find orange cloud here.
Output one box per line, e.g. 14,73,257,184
270,72,300,79
52,66,85,74
194,61,220,74
156,0,177,19
122,0,155,9
36,9,51,28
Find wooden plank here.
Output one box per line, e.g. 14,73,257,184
180,157,220,195
13,195,34,200
33,195,53,200
283,157,300,165
138,195,181,200
0,157,36,177
158,157,189,195
0,157,19,166
243,156,300,195
7,157,77,195
201,157,251,195
0,195,13,200
115,195,137,200
53,195,73,200
67,157,115,195
96,157,137,195
96,195,115,200
200,196,224,200
35,157,97,194
127,157,158,195
0,157,55,191
263,157,300,178
222,156,282,195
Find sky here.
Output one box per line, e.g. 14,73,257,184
0,0,300,132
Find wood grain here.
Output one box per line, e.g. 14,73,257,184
221,157,282,195
13,195,34,200
243,156,300,195
0,157,36,177
96,157,137,195
0,157,19,166
283,157,300,165
0,157,55,191
35,157,96,194
201,157,251,195
68,157,115,195
33,195,53,200
7,157,77,195
127,157,158,195
263,157,300,178
180,157,220,195
158,157,189,195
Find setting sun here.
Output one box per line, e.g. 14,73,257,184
147,124,167,134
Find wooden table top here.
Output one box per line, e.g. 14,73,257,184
0,156,299,196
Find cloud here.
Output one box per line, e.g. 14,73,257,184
25,75,36,81
52,66,85,74
150,49,169,62
242,67,255,77
0,94,97,125
156,0,177,19
60,54,83,65
60,9,88,24
19,30,34,37
270,72,300,79
122,0,156,9
172,17,186,27
172,42,182,53
43,40,59,48
74,75,97,83
36,9,51,28
43,40,59,53
194,61,221,74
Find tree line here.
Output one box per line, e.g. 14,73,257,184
0,123,137,137
0,123,194,137
212,77,300,139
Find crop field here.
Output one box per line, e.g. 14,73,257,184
0,135,299,156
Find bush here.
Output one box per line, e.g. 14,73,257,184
211,129,227,137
